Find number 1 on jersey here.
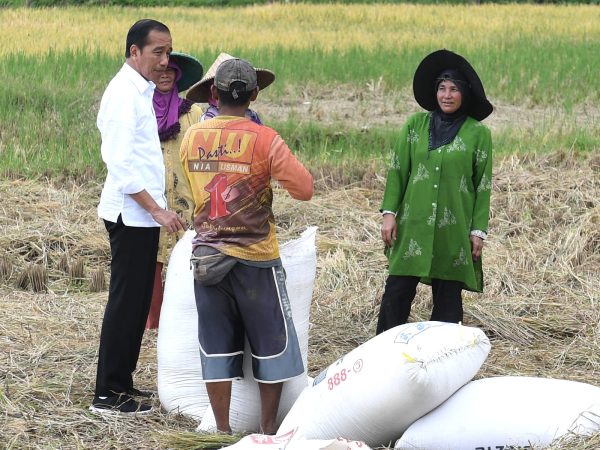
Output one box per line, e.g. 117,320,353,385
205,173,230,220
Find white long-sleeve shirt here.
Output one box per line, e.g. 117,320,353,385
97,63,166,227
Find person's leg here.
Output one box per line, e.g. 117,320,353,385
145,262,164,329
258,382,283,435
232,265,303,433
95,216,159,397
430,278,464,323
376,275,420,334
193,269,243,433
205,381,233,434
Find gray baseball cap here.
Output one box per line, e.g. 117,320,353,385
214,58,257,99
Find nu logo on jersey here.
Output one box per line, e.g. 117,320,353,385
188,128,257,175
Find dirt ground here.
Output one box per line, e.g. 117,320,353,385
257,85,600,132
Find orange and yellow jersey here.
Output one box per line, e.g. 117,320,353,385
180,116,313,261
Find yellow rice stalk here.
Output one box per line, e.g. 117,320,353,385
1,5,599,56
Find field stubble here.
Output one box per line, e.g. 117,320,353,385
0,150,598,449
265,83,600,131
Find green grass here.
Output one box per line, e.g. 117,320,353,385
0,48,598,180
192,43,600,107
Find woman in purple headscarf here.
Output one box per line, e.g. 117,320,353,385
147,52,204,330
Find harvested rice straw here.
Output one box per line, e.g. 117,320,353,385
159,431,244,449
90,267,106,292
15,267,30,290
69,258,85,284
0,151,598,449
0,256,12,282
56,254,70,274
29,264,48,293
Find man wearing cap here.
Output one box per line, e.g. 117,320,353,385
91,19,186,415
186,51,275,125
180,58,313,434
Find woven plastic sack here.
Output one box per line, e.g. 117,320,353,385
220,429,372,450
278,322,491,448
395,376,600,449
157,229,207,420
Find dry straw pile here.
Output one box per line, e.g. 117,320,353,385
0,150,598,449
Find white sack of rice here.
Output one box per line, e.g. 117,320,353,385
158,227,317,431
157,229,208,420
395,376,600,450
277,321,491,447
220,430,372,450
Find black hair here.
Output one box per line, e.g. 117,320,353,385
125,19,170,59
217,81,254,107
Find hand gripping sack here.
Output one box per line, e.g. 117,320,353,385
277,322,491,448
158,227,317,428
395,376,600,450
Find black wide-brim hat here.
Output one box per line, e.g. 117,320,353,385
186,52,275,103
413,49,493,121
169,52,204,92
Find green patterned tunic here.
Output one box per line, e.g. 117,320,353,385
381,112,492,292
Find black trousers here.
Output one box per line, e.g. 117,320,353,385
94,215,159,397
376,275,464,335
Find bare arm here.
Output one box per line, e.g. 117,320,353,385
130,190,186,233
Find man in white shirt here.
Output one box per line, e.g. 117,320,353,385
90,19,185,416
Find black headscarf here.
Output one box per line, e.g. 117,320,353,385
429,69,471,150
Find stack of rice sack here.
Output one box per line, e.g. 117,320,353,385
157,228,600,449
277,321,491,448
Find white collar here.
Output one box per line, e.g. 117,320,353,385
122,62,156,95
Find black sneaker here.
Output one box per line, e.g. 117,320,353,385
127,387,155,398
89,394,153,416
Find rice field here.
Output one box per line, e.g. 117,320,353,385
0,3,599,449
3,4,600,55
1,5,599,177
2,4,600,103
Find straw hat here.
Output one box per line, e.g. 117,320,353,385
169,52,204,92
186,52,275,102
413,49,493,121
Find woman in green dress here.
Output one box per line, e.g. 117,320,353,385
376,49,494,334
